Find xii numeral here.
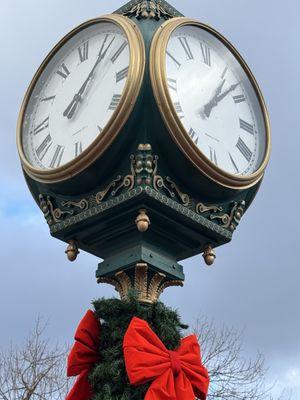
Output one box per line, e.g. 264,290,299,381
116,66,129,83
109,94,122,110
78,41,89,63
200,43,211,66
178,37,193,60
56,63,70,79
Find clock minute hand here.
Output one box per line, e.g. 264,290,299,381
63,36,116,120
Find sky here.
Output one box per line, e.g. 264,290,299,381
0,0,299,398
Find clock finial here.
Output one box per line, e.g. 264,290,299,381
114,0,184,20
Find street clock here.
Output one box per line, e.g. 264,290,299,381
17,0,271,302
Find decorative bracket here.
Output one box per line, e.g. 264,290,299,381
98,263,183,303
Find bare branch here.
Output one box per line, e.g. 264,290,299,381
0,317,73,400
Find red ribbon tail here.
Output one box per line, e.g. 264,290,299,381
66,369,93,400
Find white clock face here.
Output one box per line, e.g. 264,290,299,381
165,25,267,176
21,21,130,170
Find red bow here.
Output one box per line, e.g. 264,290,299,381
66,310,101,400
123,317,209,400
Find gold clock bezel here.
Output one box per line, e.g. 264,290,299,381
17,14,145,183
150,17,271,190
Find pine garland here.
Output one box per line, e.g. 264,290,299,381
90,293,188,400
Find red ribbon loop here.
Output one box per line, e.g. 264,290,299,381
123,317,210,400
66,310,101,400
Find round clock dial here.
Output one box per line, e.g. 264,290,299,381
150,18,270,189
17,15,145,183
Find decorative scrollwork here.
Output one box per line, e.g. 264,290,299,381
196,202,223,214
39,194,73,225
165,177,190,206
210,201,246,232
42,144,245,236
123,0,174,20
61,199,89,211
95,175,123,204
152,155,189,206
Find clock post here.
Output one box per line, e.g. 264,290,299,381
17,0,270,398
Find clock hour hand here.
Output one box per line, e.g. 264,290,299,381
202,79,226,118
203,82,239,118
63,36,116,120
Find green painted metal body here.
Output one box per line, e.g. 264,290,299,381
23,0,262,283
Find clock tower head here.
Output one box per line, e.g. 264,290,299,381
17,0,271,303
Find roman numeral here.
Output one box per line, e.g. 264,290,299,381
233,95,246,104
35,134,52,160
178,37,193,60
109,94,122,110
229,152,239,173
50,145,65,168
111,41,128,63
41,95,55,102
78,41,89,62
116,66,129,83
239,118,254,134
174,102,184,119
33,117,49,135
167,78,177,91
221,66,228,79
200,43,211,66
75,141,83,157
209,147,218,166
188,128,198,145
236,137,253,162
56,63,70,79
166,51,181,68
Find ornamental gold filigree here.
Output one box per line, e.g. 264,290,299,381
61,199,89,211
97,263,183,303
195,200,246,232
123,0,174,20
210,201,246,232
196,202,223,213
152,154,190,206
39,194,73,225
